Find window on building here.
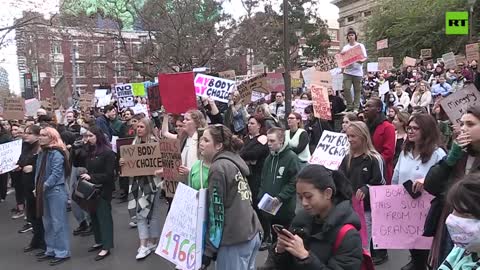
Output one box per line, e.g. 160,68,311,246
364,11,372,17
53,63,63,77
132,44,141,55
94,44,105,56
93,64,106,78
328,30,338,41
73,41,82,55
75,63,86,78
114,63,126,77
114,41,123,56
139,35,147,44
50,41,62,54
347,16,354,22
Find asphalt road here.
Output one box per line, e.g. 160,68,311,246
0,192,408,270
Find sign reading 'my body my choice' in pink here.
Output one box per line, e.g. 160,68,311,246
194,74,236,103
370,185,433,250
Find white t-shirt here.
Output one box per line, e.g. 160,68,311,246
341,42,367,77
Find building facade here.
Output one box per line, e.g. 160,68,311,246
0,67,9,95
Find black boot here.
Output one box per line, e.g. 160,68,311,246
73,221,88,236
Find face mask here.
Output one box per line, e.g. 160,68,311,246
446,214,480,250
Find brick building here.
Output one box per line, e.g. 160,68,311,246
332,0,376,48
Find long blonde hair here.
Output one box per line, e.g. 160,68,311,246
133,117,157,144
346,121,383,174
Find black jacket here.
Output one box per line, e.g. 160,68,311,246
240,135,269,202
305,118,332,154
272,200,363,270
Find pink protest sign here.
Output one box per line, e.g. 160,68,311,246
335,45,366,68
370,185,434,250
352,197,368,248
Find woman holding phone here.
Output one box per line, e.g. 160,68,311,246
392,113,446,270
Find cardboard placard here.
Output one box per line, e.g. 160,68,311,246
455,55,467,66
115,137,135,153
164,180,180,198
218,70,236,80
302,67,332,87
370,185,434,249
147,85,162,112
335,45,366,68
420,49,432,59
158,72,197,114
237,73,268,103
309,131,349,170
367,62,379,72
79,93,95,110
116,84,135,110
466,43,480,62
376,38,388,50
290,70,301,79
315,55,337,72
310,84,331,120
378,57,394,71
442,52,457,69
0,140,23,174
159,139,182,181
119,142,162,177
440,84,480,125
403,56,417,67
266,73,285,93
194,74,236,103
3,97,25,120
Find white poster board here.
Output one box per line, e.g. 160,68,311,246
156,183,207,270
0,140,23,174
116,84,135,109
309,131,349,170
194,74,236,103
294,99,313,120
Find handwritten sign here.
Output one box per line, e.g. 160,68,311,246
310,85,331,120
194,74,236,103
466,43,480,62
378,57,394,71
0,140,23,174
119,142,162,177
370,185,434,249
440,84,480,125
159,139,182,181
24,98,41,117
266,73,285,92
302,67,332,87
237,73,268,103
367,62,379,72
3,97,25,120
164,180,180,198
376,38,388,50
420,49,432,59
335,45,366,68
147,84,162,112
79,93,94,110
403,56,417,67
315,55,337,72
294,99,313,120
218,70,236,80
442,52,457,69
116,84,135,110
309,131,349,170
156,183,206,270
455,55,467,66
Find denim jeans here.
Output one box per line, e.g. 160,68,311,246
136,192,162,240
216,232,261,270
70,166,90,225
43,185,71,258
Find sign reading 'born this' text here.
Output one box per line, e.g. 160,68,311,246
370,185,433,250
116,84,135,110
120,143,162,177
159,139,182,181
194,74,236,103
309,131,349,170
440,84,480,125
156,183,207,270
0,140,23,174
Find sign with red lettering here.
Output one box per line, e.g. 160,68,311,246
310,84,331,120
335,45,366,68
466,43,480,62
376,38,388,50
159,139,182,181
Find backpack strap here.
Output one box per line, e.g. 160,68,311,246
333,224,356,253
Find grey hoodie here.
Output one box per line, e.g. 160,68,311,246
204,151,262,258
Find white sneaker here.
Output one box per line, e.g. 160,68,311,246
129,221,137,228
147,242,157,252
136,246,151,260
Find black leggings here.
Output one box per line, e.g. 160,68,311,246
11,171,25,206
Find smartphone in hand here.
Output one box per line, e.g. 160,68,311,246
403,180,422,199
272,224,285,235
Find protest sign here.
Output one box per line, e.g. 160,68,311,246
442,52,457,69
3,97,25,120
119,142,162,177
379,82,390,96
79,93,94,110
332,73,343,91
376,38,388,50
159,72,197,114
378,57,394,71
335,45,366,68
309,131,349,170
159,139,182,181
310,85,331,120
96,94,112,107
147,84,162,112
266,73,285,93
115,137,135,153
156,183,206,270
370,185,434,249
252,64,265,75
164,180,180,198
132,82,146,97
455,55,467,66
237,73,268,103
367,62,379,72
420,49,432,59
218,70,236,80
131,104,149,116
291,78,303,88
290,70,301,79
466,43,480,62
194,74,236,103
53,76,70,109
403,56,417,67
294,99,313,120
251,91,268,102
0,140,23,174
440,84,480,125
116,84,135,110
24,98,41,117
302,67,332,87
315,55,337,72
111,136,118,154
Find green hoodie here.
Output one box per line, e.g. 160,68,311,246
258,143,300,220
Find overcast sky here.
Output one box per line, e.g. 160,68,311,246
0,0,339,95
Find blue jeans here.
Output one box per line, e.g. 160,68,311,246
43,185,71,258
216,232,261,270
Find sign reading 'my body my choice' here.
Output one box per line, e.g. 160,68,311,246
194,74,236,103
309,131,349,170
120,142,162,177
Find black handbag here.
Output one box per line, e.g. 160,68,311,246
74,179,101,200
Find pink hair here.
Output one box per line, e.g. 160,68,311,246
41,127,67,152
